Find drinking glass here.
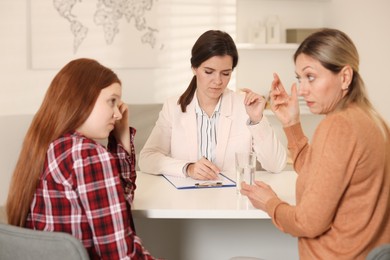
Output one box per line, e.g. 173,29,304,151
235,152,256,194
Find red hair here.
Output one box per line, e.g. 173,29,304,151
6,58,121,226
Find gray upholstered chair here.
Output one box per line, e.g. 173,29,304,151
0,223,89,260
367,244,390,260
229,257,264,260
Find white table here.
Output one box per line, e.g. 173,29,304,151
133,171,296,219
132,171,299,260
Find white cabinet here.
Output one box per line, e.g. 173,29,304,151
235,0,330,115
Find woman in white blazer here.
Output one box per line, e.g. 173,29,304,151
139,30,286,180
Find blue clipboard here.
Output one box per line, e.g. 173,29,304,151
163,173,236,189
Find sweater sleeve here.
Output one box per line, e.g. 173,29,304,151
283,122,309,173
268,115,358,238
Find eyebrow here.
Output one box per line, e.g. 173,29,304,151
302,65,314,71
203,66,233,72
295,65,314,75
109,93,121,99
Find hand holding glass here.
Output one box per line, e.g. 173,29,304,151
235,152,256,194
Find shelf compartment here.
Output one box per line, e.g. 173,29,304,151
236,43,299,50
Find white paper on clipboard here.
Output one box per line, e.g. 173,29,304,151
162,173,236,189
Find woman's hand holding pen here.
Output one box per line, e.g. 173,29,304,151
187,157,220,180
241,88,266,124
270,73,300,127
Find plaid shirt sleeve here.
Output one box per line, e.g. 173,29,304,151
107,127,137,204
26,128,159,259
73,128,157,259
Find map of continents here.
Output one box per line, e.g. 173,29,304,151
53,0,159,54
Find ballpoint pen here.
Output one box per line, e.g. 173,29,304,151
195,182,223,187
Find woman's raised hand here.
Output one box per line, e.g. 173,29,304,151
270,73,300,127
241,88,266,124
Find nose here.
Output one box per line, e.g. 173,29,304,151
214,73,222,85
297,81,309,97
113,106,123,120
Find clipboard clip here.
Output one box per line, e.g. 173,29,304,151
195,181,223,187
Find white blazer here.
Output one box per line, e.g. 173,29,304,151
139,89,286,177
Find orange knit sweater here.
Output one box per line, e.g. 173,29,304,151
266,104,390,259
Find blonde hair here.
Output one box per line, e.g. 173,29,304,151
6,58,121,226
294,28,389,139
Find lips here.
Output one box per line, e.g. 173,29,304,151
306,101,314,107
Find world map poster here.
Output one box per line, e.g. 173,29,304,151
30,0,166,69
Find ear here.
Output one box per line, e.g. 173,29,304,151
192,67,196,76
340,65,353,90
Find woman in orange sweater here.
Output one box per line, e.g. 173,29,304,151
241,28,390,259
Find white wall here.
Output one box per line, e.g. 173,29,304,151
1,0,388,121
0,0,236,116
324,0,390,123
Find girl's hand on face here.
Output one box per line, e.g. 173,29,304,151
240,180,278,211
113,102,131,153
241,88,266,124
270,73,300,127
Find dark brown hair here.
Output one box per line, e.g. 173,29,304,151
178,30,238,112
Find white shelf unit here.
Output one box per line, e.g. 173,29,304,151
236,0,330,44
235,0,330,114
236,43,299,50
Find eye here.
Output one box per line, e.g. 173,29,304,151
109,98,117,107
307,75,315,82
222,71,231,76
205,70,213,74
295,76,301,83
